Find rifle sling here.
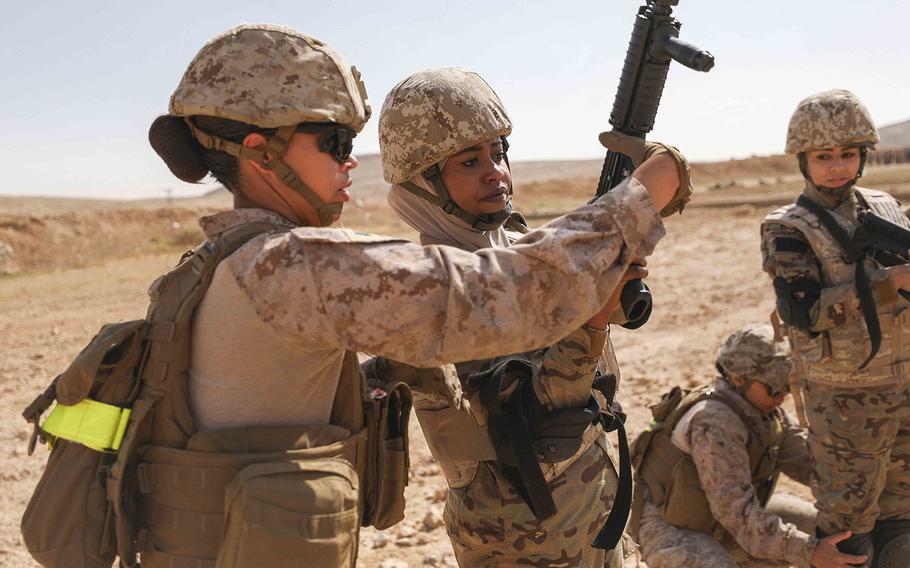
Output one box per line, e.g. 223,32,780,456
591,375,632,551
479,361,557,520
796,196,880,368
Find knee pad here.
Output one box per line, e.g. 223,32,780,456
874,519,910,568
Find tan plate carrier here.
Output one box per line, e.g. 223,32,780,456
22,222,411,568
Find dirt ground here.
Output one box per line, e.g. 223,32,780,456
3,162,910,567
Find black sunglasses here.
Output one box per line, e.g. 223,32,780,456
762,383,789,399
295,123,356,164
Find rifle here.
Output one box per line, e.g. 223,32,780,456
598,0,714,329
856,209,910,267
856,209,910,302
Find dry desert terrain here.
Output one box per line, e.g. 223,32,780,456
3,156,910,567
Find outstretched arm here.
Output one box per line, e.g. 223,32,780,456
231,175,670,366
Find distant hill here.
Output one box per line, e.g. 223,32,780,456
879,118,910,147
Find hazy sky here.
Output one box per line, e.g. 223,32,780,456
2,0,909,199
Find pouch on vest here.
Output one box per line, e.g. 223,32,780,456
21,319,147,568
215,459,360,568
630,386,684,475
659,447,717,534
362,381,412,530
134,424,366,567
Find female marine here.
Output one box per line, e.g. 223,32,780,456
376,67,690,567
761,89,910,568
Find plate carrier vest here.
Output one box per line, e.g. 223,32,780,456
628,385,784,542
21,221,411,568
765,188,910,386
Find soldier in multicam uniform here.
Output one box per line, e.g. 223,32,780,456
631,324,864,568
139,25,691,566
370,67,680,567
761,89,910,567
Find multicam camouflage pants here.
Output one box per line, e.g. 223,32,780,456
637,494,816,568
444,430,623,567
803,380,910,534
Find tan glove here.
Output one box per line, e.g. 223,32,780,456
598,130,693,217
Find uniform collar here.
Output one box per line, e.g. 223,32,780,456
713,377,764,420
801,179,856,210
198,208,298,240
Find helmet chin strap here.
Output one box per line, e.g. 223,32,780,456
797,147,868,202
399,136,514,231
185,121,341,227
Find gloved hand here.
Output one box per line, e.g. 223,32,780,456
598,130,693,217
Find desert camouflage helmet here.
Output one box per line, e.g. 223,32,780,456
170,24,370,131
785,89,879,155
165,24,370,227
716,324,793,393
378,67,512,184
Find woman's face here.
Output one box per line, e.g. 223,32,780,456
281,130,358,224
742,379,788,416
242,128,358,226
804,145,861,188
440,138,512,216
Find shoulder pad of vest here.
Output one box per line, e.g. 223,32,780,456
289,227,410,245
649,385,715,426
856,187,896,202
763,203,800,223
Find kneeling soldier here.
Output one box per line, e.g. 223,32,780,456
630,324,866,568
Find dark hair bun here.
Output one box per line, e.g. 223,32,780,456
148,115,209,183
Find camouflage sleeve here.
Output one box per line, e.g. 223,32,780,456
761,221,866,331
531,325,607,411
230,176,665,366
688,402,816,566
775,410,813,485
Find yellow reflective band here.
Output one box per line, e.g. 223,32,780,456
41,399,132,453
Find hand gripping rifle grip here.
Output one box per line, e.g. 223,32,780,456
620,279,652,330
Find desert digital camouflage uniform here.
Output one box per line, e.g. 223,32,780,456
634,325,817,567
636,379,815,568
194,189,663,369
760,91,910,547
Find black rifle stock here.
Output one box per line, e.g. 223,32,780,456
597,0,714,329
856,210,910,302
857,209,910,262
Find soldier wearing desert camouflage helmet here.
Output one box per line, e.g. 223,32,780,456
367,66,692,568
18,24,695,568
761,89,910,567
631,324,865,568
